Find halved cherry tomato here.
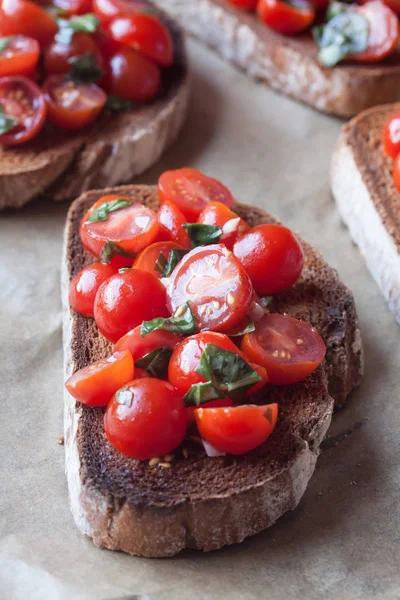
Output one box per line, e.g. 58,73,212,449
53,0,92,15
197,201,250,251
80,195,159,257
0,0,58,46
233,224,304,295
393,152,400,192
114,325,182,361
94,269,169,343
108,14,173,67
194,403,278,455
42,75,106,131
0,76,46,146
257,0,315,35
166,244,253,333
157,200,192,249
93,0,146,23
168,331,249,396
133,241,183,279
65,350,134,406
103,46,161,102
241,314,326,385
248,363,269,395
158,168,235,222
226,0,257,9
104,378,187,459
0,35,40,77
43,33,103,75
187,398,233,428
353,2,399,63
69,262,117,317
383,111,400,159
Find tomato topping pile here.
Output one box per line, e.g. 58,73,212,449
66,169,327,461
382,111,400,194
0,0,174,146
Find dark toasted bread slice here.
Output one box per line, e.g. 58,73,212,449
331,103,400,323
152,0,400,117
0,7,189,211
62,185,363,557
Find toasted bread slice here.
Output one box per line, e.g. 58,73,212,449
331,103,400,323
152,0,400,117
0,9,189,211
62,185,363,557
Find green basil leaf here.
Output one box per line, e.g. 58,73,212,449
135,347,173,378
160,248,188,277
87,198,132,223
0,106,18,136
0,36,14,54
228,319,256,337
260,296,273,308
115,387,133,406
313,13,369,68
183,223,222,246
68,52,103,83
118,267,131,273
99,241,137,264
141,302,196,337
46,6,68,17
105,95,134,112
183,381,224,407
56,13,100,44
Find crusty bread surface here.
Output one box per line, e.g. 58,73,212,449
331,103,400,323
62,186,363,557
152,0,400,117
0,7,190,211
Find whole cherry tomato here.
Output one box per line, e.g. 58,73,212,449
133,241,184,279
0,35,40,77
352,2,399,63
0,76,46,146
197,201,250,250
43,33,104,75
103,47,161,102
69,262,117,316
157,200,192,249
383,111,400,159
0,0,58,46
114,325,182,361
257,0,315,35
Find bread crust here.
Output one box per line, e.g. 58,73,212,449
62,186,363,557
152,0,400,117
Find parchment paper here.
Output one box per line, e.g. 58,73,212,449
1,38,400,600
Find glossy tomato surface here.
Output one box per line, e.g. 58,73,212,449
0,0,58,45
133,241,183,279
94,269,169,343
114,324,182,361
65,350,134,406
80,195,159,257
233,224,304,295
194,403,278,455
393,152,400,192
104,378,187,459
69,262,117,316
166,244,253,333
93,0,146,23
0,35,40,77
158,168,235,221
257,0,315,35
43,33,103,75
197,201,250,250
241,314,326,385
157,200,192,249
353,2,398,63
384,111,400,159
104,46,161,102
53,0,92,14
0,76,46,145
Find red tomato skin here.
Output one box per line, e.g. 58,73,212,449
0,35,40,77
133,241,183,279
65,350,134,406
158,168,235,222
197,201,250,250
194,403,278,455
353,2,399,63
383,111,400,159
233,224,304,295
226,0,257,9
103,47,161,102
43,33,104,75
104,378,187,459
393,153,400,193
53,0,92,15
114,325,182,361
108,14,173,67
257,0,315,35
157,201,192,249
247,362,269,395
93,0,147,23
69,263,117,317
0,0,58,46
94,269,169,343
187,398,234,428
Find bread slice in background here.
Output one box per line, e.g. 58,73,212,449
0,9,189,211
331,103,400,323
152,0,400,117
62,185,363,557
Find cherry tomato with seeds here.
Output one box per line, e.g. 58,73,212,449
114,325,182,361
43,33,104,75
257,0,315,35
241,314,326,385
133,240,184,279
225,0,257,9
354,2,399,62
103,46,161,102
94,269,169,343
0,76,46,146
53,0,92,15
104,378,187,459
383,111,400,159
166,244,253,333
0,0,58,46
194,403,278,455
158,168,235,222
157,200,192,249
197,201,250,251
69,262,117,316
0,35,40,77
233,224,304,295
80,195,159,257
42,75,106,131
65,350,134,406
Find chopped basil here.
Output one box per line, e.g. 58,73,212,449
183,223,222,246
141,302,196,337
313,12,369,68
45,6,68,17
228,319,256,337
155,248,188,277
0,37,14,54
105,95,133,112
99,241,137,264
135,347,173,378
115,387,133,406
87,198,132,223
183,381,224,407
56,13,100,45
260,296,273,308
0,106,18,136
68,52,103,83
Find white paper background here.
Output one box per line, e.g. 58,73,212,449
1,39,400,600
